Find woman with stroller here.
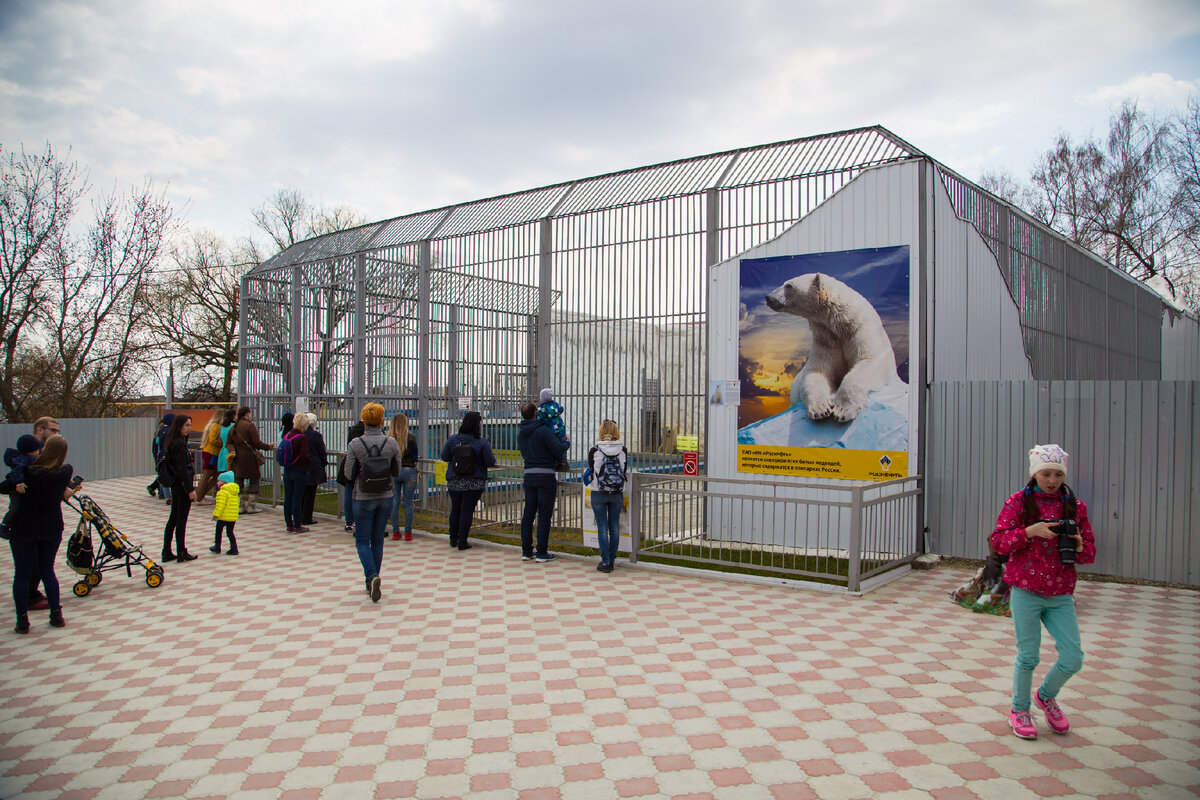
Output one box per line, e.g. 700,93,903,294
7,434,80,633
161,414,198,563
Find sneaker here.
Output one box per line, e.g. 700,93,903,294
146,484,157,497
404,532,413,542
369,575,382,603
534,553,556,563
344,523,354,532
291,526,310,534
1009,709,1038,740
521,554,535,562
392,531,401,541
1034,692,1070,733
600,563,614,573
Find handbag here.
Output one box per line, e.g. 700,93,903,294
255,450,266,466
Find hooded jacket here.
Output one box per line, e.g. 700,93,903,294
517,418,569,472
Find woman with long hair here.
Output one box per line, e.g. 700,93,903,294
227,406,273,514
194,413,222,504
161,414,198,562
7,435,79,633
387,414,419,541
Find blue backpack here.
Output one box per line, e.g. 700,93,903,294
276,431,300,467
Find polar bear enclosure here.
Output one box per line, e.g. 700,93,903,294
240,126,1200,587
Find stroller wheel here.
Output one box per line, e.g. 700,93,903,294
73,581,91,597
146,571,163,588
86,572,102,587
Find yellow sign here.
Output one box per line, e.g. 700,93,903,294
737,445,906,481
676,435,699,452
434,461,448,485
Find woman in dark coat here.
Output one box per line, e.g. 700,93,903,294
281,412,311,533
227,406,273,514
161,414,197,562
301,413,328,526
7,434,78,633
438,411,497,551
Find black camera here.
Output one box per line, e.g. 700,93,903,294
1049,519,1078,565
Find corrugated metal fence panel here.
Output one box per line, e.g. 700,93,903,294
927,381,1198,584
0,418,158,482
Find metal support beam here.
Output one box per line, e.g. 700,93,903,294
416,240,432,461
536,217,553,396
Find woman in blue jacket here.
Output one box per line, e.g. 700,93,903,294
439,411,496,551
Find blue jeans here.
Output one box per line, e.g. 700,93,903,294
353,497,390,583
10,536,62,616
521,473,557,557
390,468,418,532
1009,586,1084,712
590,491,623,565
283,473,307,528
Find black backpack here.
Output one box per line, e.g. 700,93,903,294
451,439,478,477
356,440,393,493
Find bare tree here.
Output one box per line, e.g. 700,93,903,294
46,181,176,416
144,230,244,402
0,143,85,421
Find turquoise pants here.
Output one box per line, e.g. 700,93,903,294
1009,586,1084,712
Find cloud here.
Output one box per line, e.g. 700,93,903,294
1081,73,1200,111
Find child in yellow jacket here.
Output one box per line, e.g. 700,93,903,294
210,471,240,555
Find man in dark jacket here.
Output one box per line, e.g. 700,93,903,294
1,416,60,609
517,401,569,563
146,413,175,502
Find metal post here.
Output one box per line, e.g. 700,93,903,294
416,240,432,462
847,484,864,592
536,217,553,394
353,253,366,414
238,274,249,403
290,265,303,406
628,470,640,564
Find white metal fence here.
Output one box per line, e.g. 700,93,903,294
926,381,1199,585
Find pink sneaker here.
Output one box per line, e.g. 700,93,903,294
1009,709,1037,739
1034,692,1070,733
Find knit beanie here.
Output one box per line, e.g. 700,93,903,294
539,388,554,404
16,434,41,454
1028,444,1068,478
217,471,235,484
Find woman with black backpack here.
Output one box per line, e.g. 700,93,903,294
585,419,628,573
439,411,497,551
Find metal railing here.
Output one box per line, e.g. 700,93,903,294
628,472,923,592
269,450,920,592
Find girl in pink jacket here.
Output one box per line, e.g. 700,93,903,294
989,444,1096,740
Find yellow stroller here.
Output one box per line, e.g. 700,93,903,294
65,494,164,596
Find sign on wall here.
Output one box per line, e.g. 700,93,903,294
736,246,910,480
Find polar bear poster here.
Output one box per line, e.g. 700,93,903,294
737,246,910,481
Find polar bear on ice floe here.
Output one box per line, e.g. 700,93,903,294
764,272,899,422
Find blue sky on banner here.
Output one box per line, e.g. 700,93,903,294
2,0,1198,246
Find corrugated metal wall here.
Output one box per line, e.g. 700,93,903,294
0,418,157,482
926,381,1199,584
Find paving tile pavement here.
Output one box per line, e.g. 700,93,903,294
1,476,1198,799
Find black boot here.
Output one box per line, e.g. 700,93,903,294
14,614,29,634
226,533,238,555
209,532,221,554
49,608,64,628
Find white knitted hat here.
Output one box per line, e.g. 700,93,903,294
539,388,554,404
1028,444,1069,478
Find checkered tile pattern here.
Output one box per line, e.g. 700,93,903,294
1,476,1197,799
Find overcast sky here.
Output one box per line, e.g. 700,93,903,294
2,0,1198,249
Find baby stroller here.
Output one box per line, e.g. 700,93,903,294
65,494,164,596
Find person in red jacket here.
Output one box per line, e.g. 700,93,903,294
989,444,1096,740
